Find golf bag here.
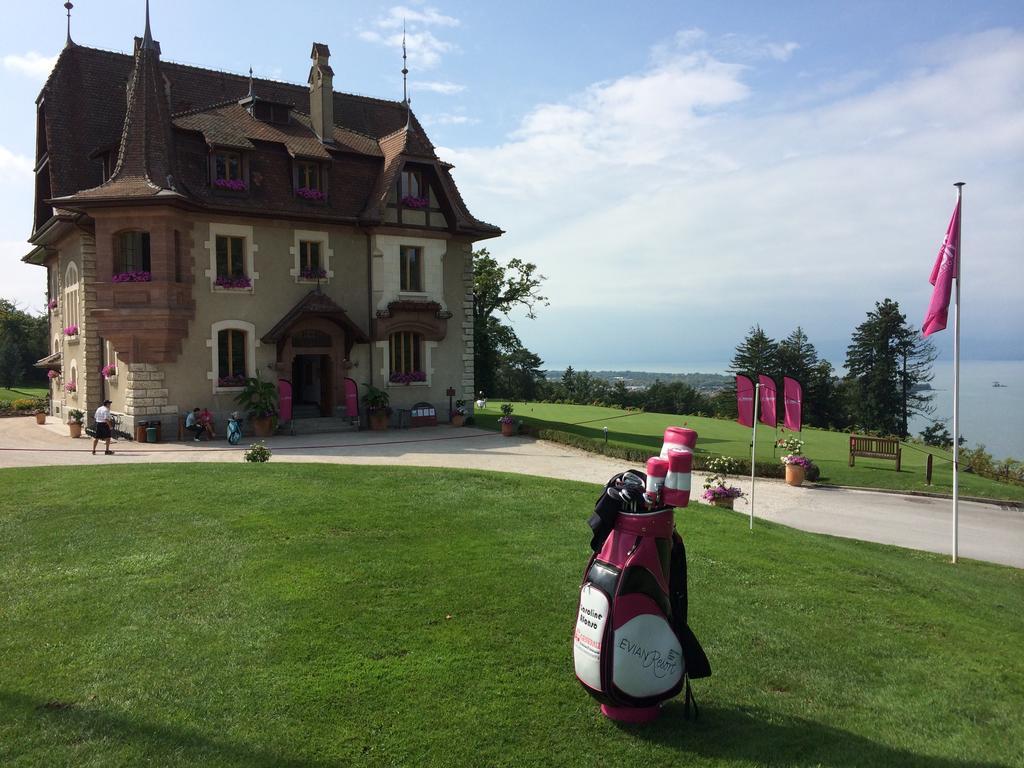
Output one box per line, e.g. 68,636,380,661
573,470,710,721
227,415,242,446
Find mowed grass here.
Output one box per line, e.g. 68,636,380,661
0,386,47,400
2,465,1022,768
476,401,1024,502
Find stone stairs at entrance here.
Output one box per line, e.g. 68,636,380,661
285,416,359,436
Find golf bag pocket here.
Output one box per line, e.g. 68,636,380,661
611,593,683,700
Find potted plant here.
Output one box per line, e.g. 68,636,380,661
451,399,467,427
499,403,517,437
701,456,745,510
777,436,811,487
362,385,392,431
67,408,85,438
234,376,278,438
34,408,47,425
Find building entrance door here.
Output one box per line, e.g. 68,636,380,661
291,354,332,417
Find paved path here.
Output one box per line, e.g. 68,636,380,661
3,416,1022,568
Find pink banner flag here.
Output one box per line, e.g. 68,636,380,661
736,375,755,427
758,375,777,427
922,200,960,337
783,376,803,432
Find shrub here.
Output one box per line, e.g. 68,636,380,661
243,441,272,463
12,398,45,412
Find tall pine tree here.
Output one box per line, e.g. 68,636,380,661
844,298,934,437
729,325,778,380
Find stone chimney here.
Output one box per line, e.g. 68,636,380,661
308,43,334,143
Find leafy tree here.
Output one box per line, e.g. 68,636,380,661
472,250,547,398
844,298,934,437
920,422,953,449
0,299,48,387
0,335,23,388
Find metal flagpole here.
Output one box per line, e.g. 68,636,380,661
750,383,760,531
952,182,964,563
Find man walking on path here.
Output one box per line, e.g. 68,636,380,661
92,400,114,456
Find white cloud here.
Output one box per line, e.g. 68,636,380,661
376,5,460,29
0,145,32,182
2,51,57,79
424,112,479,126
358,28,455,69
442,29,1024,365
416,80,465,95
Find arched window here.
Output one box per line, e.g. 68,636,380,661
217,328,248,386
389,331,423,377
64,262,80,330
114,231,151,275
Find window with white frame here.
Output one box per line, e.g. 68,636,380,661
389,331,424,382
291,230,332,283
399,245,423,292
206,224,257,290
210,320,257,391
64,262,80,331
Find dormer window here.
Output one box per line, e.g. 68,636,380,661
253,101,291,124
212,150,246,191
400,169,427,208
295,160,326,201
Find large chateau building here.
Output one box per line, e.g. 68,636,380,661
24,10,499,435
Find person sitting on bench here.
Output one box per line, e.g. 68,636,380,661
185,408,206,441
198,407,216,439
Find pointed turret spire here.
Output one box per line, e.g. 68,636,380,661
142,0,156,51
248,67,255,99
64,2,74,47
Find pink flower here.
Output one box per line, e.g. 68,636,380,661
213,178,247,192
296,187,326,201
401,195,429,209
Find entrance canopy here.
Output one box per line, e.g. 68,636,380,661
261,290,369,347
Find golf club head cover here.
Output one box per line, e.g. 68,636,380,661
663,450,693,508
660,426,697,459
645,457,668,503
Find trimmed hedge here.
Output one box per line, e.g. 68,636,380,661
531,426,821,481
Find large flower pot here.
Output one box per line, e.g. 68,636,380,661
451,414,465,428
500,421,516,437
712,498,734,510
68,422,82,438
251,416,274,438
369,411,389,431
785,464,806,487
35,413,46,425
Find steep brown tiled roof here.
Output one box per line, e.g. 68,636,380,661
61,42,181,202
36,42,500,236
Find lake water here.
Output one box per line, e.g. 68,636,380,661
908,360,1024,461
549,359,1024,460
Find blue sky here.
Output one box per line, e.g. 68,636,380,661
2,1,1022,369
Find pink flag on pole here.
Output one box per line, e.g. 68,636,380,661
782,376,803,432
758,375,777,427
922,200,960,337
736,375,755,427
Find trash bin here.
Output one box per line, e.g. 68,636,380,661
146,426,158,443
135,421,148,442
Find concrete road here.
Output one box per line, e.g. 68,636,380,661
3,416,1022,568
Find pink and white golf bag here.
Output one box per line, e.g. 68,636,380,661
573,428,709,722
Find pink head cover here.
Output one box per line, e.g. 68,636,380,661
660,427,697,459
645,457,669,502
663,450,693,508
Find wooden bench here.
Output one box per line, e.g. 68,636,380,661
849,435,901,471
410,402,437,428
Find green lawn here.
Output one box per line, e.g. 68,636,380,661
2,464,1022,767
476,401,1024,502
0,386,47,401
